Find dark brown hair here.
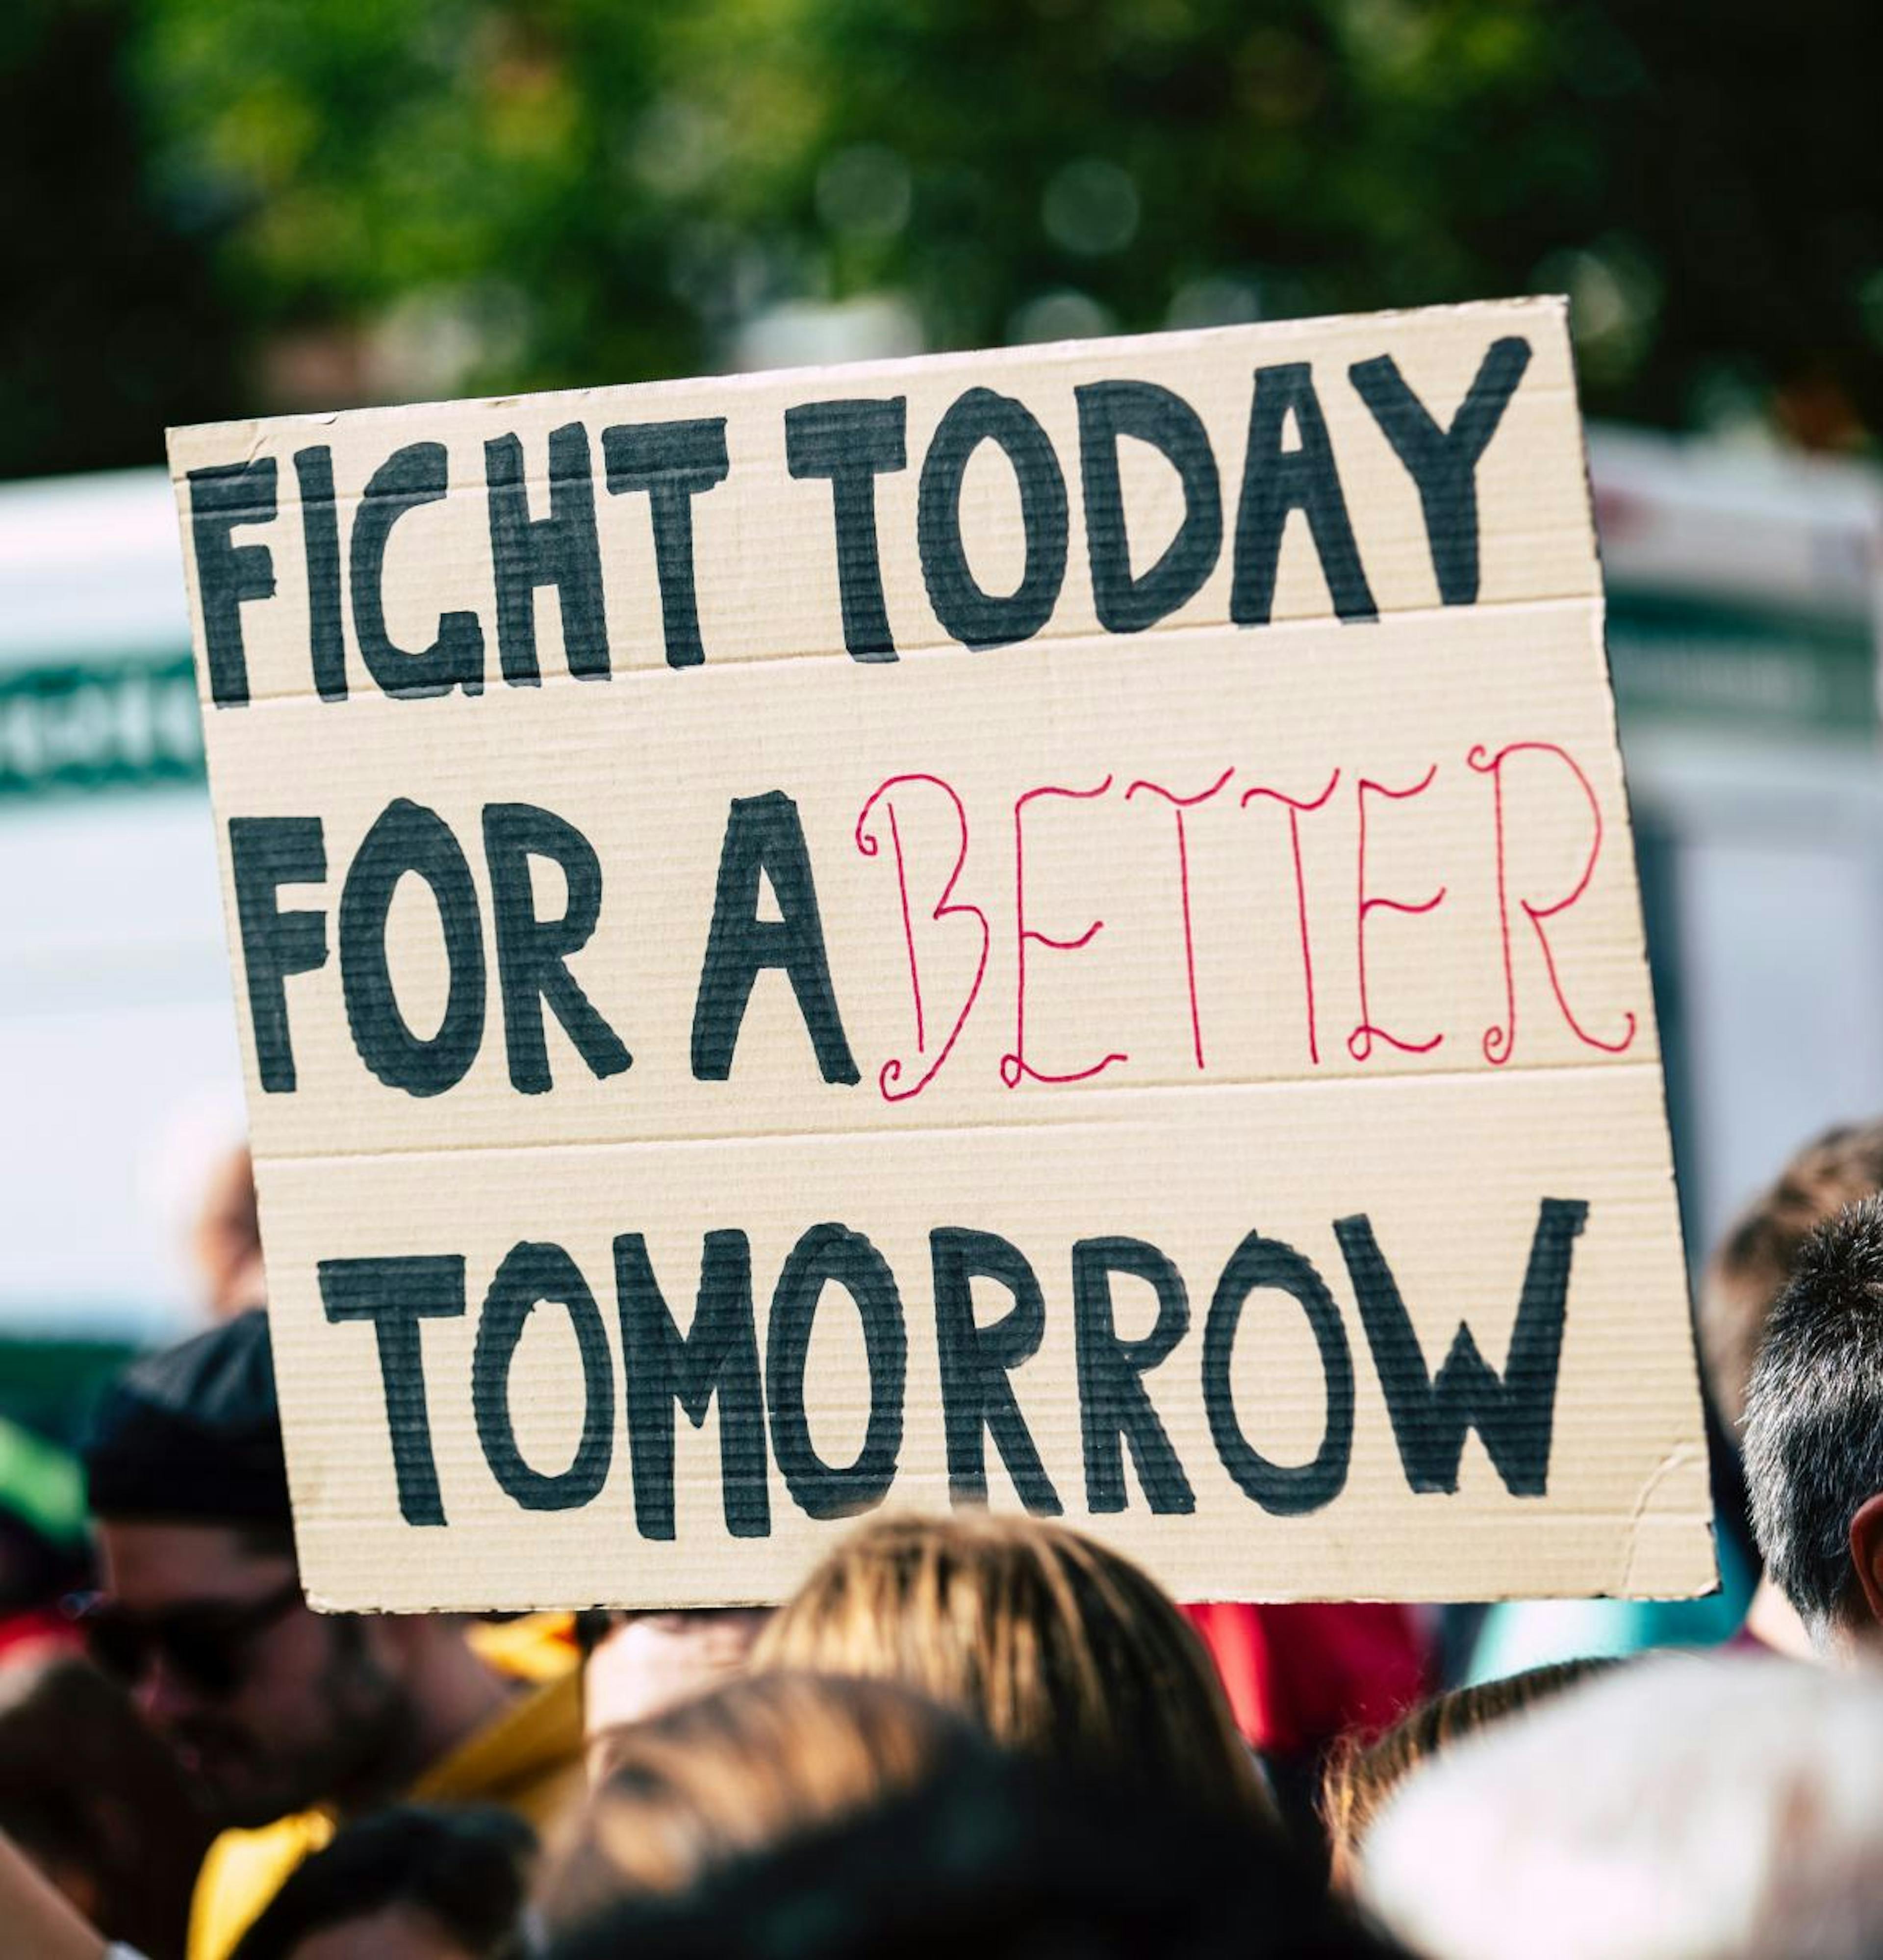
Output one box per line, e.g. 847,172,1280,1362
0,1653,213,1959
232,1805,536,1960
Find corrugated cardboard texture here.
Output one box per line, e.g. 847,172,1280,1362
167,298,1714,1609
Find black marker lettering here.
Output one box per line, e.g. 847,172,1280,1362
602,418,729,668
319,1254,466,1527
472,1241,613,1512
339,799,485,1097
483,802,630,1095
931,1227,1060,1514
188,458,277,707
917,387,1069,648
614,1231,770,1541
767,1223,905,1520
1349,336,1531,607
1076,381,1222,633
785,397,907,661
1203,1231,1354,1515
1072,1236,1196,1514
1231,362,1376,627
293,446,347,701
485,422,611,684
228,816,328,1093
692,791,858,1084
350,442,486,699
1336,1197,1585,1496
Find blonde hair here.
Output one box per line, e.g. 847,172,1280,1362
752,1512,1268,1823
544,1671,978,1928
1321,1658,1617,1888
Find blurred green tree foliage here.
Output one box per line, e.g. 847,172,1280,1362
0,0,236,477
9,0,1882,474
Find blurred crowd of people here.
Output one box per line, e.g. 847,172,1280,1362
9,1120,1883,1959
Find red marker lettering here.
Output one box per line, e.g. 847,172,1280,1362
1001,777,1127,1087
1125,767,1235,1070
855,773,990,1100
1349,764,1447,1062
1467,740,1637,1065
1242,768,1341,1066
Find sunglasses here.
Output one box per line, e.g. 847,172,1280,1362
67,1577,305,1698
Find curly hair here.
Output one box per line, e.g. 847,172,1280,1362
1743,1193,1883,1633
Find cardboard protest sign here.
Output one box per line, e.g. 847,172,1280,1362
168,298,1714,1610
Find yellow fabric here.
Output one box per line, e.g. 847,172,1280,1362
408,1662,585,1823
185,1632,584,1960
186,1811,337,1960
466,1608,579,1684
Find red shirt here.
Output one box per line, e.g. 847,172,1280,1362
1184,1601,1431,1755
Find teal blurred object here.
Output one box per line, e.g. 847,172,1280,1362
0,1412,86,1547
0,1335,137,1456
1466,1523,1756,1684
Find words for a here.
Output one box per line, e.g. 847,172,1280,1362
229,739,1631,1102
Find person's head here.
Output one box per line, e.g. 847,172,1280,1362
81,1311,478,1829
752,1512,1268,1824
549,1750,1399,1960
230,1806,536,1960
1701,1120,1883,1429
1361,1654,1883,1960
546,1671,985,1929
193,1141,266,1319
0,1651,211,1959
1319,1658,1618,1888
1744,1195,1883,1658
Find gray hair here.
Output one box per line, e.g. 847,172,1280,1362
1360,1655,1883,1960
1742,1193,1883,1637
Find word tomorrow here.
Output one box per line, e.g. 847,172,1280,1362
322,1197,1588,1536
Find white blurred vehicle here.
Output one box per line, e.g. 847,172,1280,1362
1593,427,1883,1255
0,468,240,1337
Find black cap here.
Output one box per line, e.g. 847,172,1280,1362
84,1309,293,1527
